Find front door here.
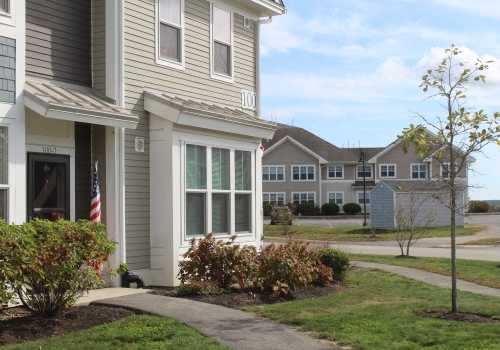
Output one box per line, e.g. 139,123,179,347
27,153,70,222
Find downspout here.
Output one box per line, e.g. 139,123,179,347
257,17,272,119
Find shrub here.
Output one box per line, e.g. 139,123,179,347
178,233,257,291
468,200,491,213
322,203,340,215
343,202,362,215
317,248,350,279
0,219,120,316
256,241,333,296
263,202,277,216
296,201,321,216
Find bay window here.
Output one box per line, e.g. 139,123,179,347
211,4,233,81
185,144,252,237
0,127,7,220
292,165,315,181
157,0,184,68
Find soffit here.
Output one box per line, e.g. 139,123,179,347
24,80,139,129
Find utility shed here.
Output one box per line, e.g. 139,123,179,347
370,181,465,229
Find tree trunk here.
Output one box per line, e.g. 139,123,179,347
450,188,457,313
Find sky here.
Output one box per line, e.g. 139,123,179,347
260,0,500,200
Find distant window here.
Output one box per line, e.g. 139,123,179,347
380,164,395,178
263,193,285,205
328,192,343,205
0,0,9,14
411,164,427,179
328,165,343,178
292,165,315,181
357,165,372,178
157,0,184,69
263,166,284,181
293,192,315,204
441,163,456,179
357,192,370,205
211,4,233,81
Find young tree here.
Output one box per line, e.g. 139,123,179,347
398,45,500,313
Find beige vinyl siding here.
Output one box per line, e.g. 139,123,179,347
377,144,426,179
26,0,92,86
92,0,106,94
123,0,258,270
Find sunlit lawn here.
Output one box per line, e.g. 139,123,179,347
243,269,500,350
461,237,500,246
353,254,500,289
264,224,481,242
3,315,229,350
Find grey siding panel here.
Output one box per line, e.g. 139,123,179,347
92,0,106,94
398,193,464,227
75,122,92,220
370,184,395,229
26,0,92,86
92,124,107,225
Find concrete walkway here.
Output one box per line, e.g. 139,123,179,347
92,293,331,350
353,261,500,297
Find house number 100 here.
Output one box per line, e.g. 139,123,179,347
41,146,57,154
241,89,256,111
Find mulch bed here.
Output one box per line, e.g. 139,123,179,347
418,311,500,324
0,305,134,345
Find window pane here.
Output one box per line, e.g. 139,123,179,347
186,144,206,189
235,150,251,191
160,23,180,61
338,193,343,205
263,167,269,181
186,193,205,236
212,148,230,190
308,193,314,202
160,0,181,25
0,127,7,184
277,168,284,181
301,193,307,202
300,166,307,180
0,0,8,13
270,167,276,181
235,194,250,232
336,166,342,177
0,189,6,220
212,193,229,235
263,194,269,202
270,193,276,202
293,167,299,180
214,42,230,75
308,166,314,180
277,194,284,204
213,6,231,43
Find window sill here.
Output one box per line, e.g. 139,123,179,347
156,57,185,71
263,180,285,182
210,71,234,84
326,177,344,180
0,11,10,18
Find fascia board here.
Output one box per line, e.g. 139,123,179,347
144,95,181,124
177,113,275,139
264,136,328,163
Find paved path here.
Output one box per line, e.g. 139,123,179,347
92,293,331,350
353,261,500,297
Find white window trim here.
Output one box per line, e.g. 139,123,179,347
183,141,254,240
291,164,316,182
379,164,396,178
410,163,427,179
356,164,373,179
357,191,370,205
327,191,344,205
155,0,186,71
262,165,285,182
209,2,234,83
327,164,344,179
263,192,286,204
292,192,316,204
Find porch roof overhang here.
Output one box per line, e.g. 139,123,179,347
24,80,139,129
144,89,277,139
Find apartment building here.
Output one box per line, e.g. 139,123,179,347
0,0,286,287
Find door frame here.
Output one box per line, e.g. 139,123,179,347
27,153,71,222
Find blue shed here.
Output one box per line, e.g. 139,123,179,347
370,181,464,229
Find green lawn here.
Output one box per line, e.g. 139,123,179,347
3,315,229,350
461,237,500,246
264,224,481,242
243,269,500,350
353,254,500,289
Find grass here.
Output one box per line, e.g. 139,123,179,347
264,224,481,242
353,254,500,289
3,315,229,350
461,237,500,246
243,269,500,350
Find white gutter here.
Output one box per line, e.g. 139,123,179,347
256,16,272,119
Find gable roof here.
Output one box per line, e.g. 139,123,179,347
262,124,359,162
341,147,386,162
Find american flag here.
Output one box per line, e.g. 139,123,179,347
90,165,101,223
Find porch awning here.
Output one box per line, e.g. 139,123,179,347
24,80,139,129
144,89,276,139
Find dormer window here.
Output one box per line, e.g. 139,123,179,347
211,4,233,83
156,0,185,69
